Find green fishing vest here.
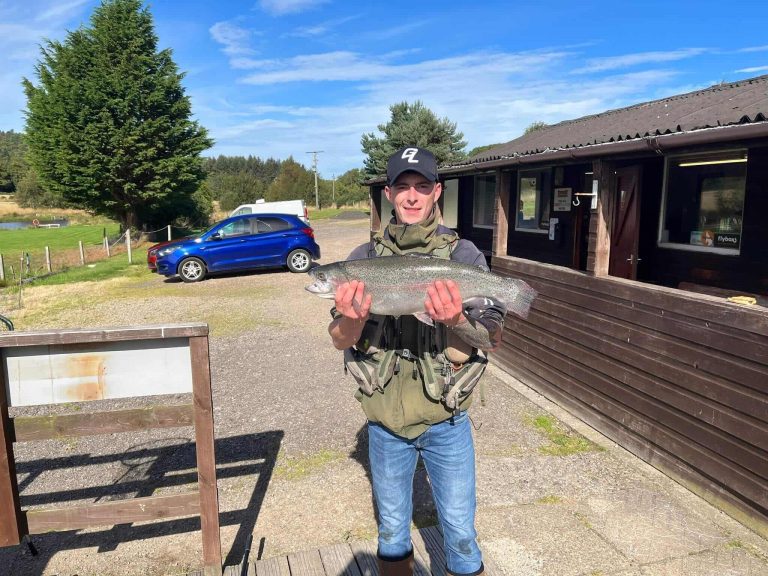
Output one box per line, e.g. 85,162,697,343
343,234,488,417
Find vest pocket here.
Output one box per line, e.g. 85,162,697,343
440,355,488,410
344,347,398,396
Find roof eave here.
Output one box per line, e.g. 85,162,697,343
442,121,768,174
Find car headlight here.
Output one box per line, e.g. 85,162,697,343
157,246,180,257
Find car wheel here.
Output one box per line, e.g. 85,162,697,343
178,257,206,282
286,249,312,273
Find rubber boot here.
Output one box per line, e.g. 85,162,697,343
377,550,414,576
447,564,484,576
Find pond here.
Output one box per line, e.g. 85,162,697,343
0,219,69,230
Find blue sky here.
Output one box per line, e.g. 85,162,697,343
2,0,767,177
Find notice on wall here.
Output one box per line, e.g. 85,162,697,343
553,187,572,211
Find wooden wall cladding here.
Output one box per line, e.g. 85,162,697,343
491,255,768,535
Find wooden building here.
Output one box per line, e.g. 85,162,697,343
368,75,768,536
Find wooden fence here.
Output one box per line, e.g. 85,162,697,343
0,323,222,575
491,255,768,537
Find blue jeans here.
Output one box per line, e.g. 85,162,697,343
368,412,482,575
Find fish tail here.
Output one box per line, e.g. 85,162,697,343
505,280,537,318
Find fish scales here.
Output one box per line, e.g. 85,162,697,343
306,256,536,318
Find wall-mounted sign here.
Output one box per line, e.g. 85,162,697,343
715,232,741,249
554,187,572,211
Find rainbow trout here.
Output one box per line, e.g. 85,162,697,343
305,255,536,319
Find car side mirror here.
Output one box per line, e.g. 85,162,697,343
209,232,222,241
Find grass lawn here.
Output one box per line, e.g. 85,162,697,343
29,258,148,286
307,206,369,220
0,223,121,253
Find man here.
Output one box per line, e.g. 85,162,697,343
328,146,504,576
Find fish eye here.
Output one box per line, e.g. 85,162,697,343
317,273,326,281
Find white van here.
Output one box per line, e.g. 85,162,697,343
230,199,309,225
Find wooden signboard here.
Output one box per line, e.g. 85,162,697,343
0,324,222,576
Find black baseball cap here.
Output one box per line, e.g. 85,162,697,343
386,146,438,185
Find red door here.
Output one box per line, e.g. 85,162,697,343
609,166,642,279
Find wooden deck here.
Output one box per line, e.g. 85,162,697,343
214,526,491,576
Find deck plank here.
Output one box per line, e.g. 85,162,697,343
287,549,325,576
318,543,363,576
349,539,378,576
412,527,445,576
254,554,290,576
219,525,489,576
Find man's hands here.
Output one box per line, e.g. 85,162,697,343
335,280,372,321
329,280,371,350
425,280,466,327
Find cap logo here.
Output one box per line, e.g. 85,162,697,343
401,148,419,164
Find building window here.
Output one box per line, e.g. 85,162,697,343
473,175,495,228
659,151,747,254
442,179,459,228
516,169,551,233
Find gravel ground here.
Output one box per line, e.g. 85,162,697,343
1,215,766,576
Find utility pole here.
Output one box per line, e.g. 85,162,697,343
332,174,336,208
306,150,324,210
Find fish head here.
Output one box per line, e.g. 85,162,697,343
305,264,344,299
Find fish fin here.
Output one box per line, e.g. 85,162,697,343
413,312,434,326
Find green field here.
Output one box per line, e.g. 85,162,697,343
28,258,148,286
0,223,121,253
307,207,369,220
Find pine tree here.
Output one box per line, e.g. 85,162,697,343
361,101,467,179
267,157,315,205
23,0,212,230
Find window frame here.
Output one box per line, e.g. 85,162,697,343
657,149,747,256
472,174,496,229
515,168,551,234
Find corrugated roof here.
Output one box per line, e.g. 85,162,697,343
462,74,768,165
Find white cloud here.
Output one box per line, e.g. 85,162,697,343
200,43,685,176
738,45,768,53
36,0,91,22
735,65,768,74
366,21,427,41
287,14,361,38
258,0,329,16
209,21,257,56
240,50,570,85
573,48,708,74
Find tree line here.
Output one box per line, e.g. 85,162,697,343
1,127,368,222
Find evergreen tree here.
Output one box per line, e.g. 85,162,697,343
0,130,28,193
267,157,315,205
361,101,467,179
23,0,212,230
15,169,64,207
334,168,368,206
210,172,268,211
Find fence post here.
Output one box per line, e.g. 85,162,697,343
105,237,111,258
0,254,4,282
78,241,85,265
45,246,52,273
126,229,132,264
167,225,172,242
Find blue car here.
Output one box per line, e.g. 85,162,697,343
155,213,321,282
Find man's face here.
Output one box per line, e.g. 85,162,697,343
384,172,442,225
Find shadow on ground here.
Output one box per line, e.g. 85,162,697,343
2,431,283,575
